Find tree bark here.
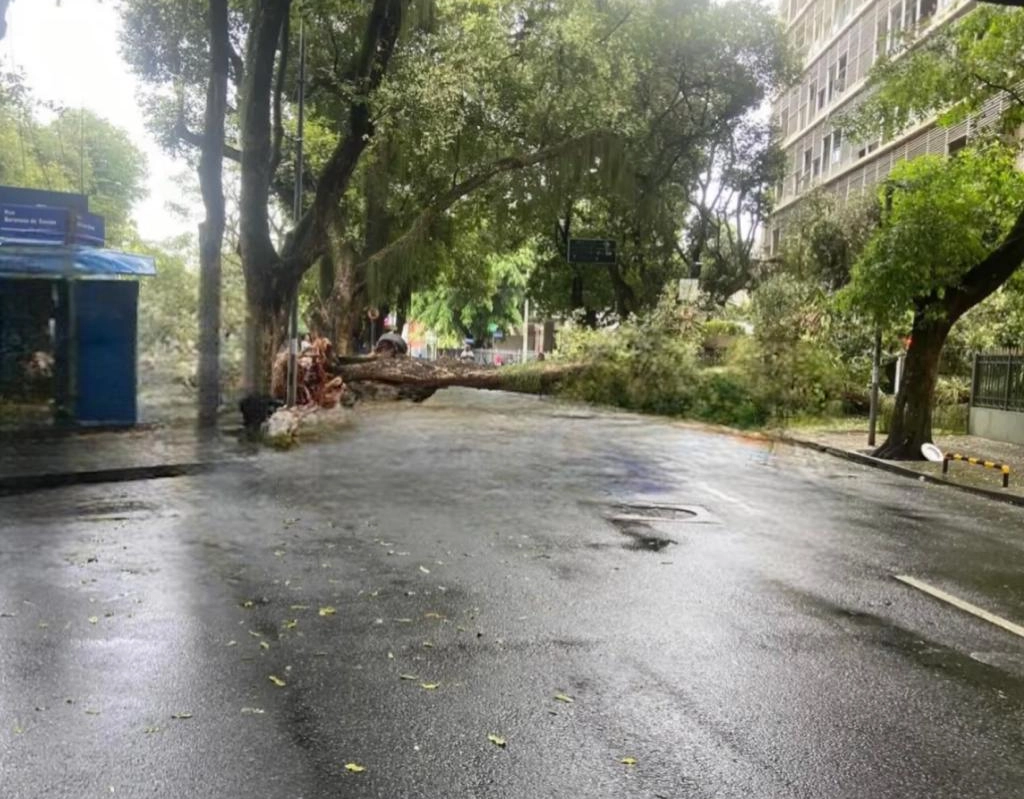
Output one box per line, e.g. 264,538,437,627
331,357,583,394
873,311,951,460
197,0,230,430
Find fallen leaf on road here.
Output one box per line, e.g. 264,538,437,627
422,641,434,648
274,550,285,557
143,726,161,734
84,709,101,715
226,640,237,647
259,641,270,650
419,566,431,574
87,616,98,625
399,674,419,681
268,675,286,687
290,605,310,611
487,734,507,748
248,630,262,638
620,757,637,766
344,763,366,773
170,713,193,720
554,693,574,703
394,618,413,623
240,707,265,715
319,606,337,617
283,619,298,630
424,612,445,620
419,683,440,690
241,600,254,608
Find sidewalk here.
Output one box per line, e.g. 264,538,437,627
0,422,250,493
785,426,1024,505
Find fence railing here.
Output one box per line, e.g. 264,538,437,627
971,352,1024,412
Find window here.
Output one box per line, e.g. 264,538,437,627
780,108,790,138
831,129,843,164
833,0,851,31
889,4,904,53
948,135,967,155
803,148,813,174
818,85,826,111
828,53,848,102
822,133,832,167
772,227,782,255
876,16,888,59
812,156,821,178
808,80,817,114
904,0,918,30
920,0,937,21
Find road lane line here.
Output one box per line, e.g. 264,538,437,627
894,574,1024,639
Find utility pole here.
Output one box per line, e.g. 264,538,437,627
868,328,882,447
286,18,306,408
522,298,530,363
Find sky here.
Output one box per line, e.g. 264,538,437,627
0,0,199,243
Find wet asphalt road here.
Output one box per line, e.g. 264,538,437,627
2,389,1024,799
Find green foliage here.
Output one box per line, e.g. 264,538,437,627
0,69,148,246
840,145,1024,328
843,6,1024,143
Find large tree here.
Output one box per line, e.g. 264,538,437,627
843,4,1024,458
120,0,789,392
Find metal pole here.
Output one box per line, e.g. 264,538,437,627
522,298,530,363
286,19,306,408
868,328,882,447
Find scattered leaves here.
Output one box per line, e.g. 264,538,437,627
620,757,637,766
226,640,237,647
87,616,99,625
268,675,287,688
240,707,265,715
399,674,419,681
170,713,193,720
554,693,574,704
319,606,337,617
419,682,440,690
283,619,298,630
259,641,270,651
419,566,431,574
487,734,507,748
422,641,434,648
241,600,255,609
344,763,366,773
290,605,310,611
143,726,161,734
424,612,445,620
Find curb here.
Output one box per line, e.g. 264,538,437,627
0,461,228,497
779,436,1024,510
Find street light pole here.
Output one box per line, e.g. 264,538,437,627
286,18,306,408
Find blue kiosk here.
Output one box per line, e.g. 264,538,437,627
0,187,155,427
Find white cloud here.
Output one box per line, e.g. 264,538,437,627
0,0,199,243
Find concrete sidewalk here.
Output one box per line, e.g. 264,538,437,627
785,427,1024,506
0,423,250,493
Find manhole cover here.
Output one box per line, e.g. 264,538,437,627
603,503,714,524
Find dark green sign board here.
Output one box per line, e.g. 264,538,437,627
567,238,616,264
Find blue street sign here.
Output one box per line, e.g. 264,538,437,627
0,204,70,245
71,212,105,247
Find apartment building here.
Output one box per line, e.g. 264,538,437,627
766,0,981,253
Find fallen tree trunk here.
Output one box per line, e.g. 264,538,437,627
330,357,583,396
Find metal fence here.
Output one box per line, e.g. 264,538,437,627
972,352,1024,412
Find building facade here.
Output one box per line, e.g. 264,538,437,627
766,0,981,252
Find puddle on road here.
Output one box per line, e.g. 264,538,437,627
609,519,675,552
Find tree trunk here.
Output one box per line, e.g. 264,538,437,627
331,357,583,394
197,0,230,430
873,310,952,460
243,269,290,395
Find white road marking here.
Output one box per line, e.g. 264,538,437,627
894,574,1024,639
